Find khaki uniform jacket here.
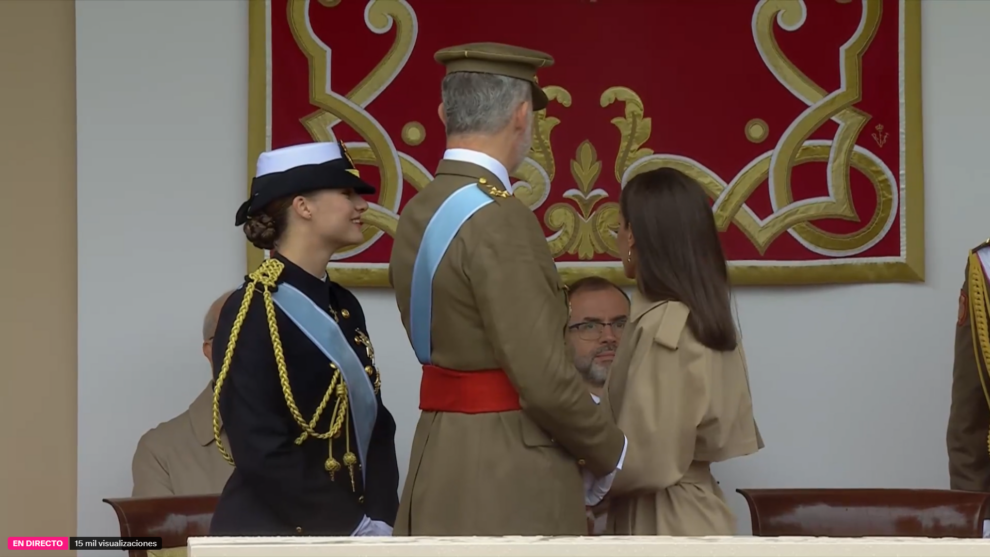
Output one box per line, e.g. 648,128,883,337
389,158,625,536
947,253,990,493
131,382,233,497
603,294,763,536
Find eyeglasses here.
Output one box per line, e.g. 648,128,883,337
567,318,627,341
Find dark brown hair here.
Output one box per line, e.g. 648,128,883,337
567,276,630,302
242,197,294,250
619,168,737,351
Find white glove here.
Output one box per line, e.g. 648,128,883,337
351,515,393,536
583,468,616,506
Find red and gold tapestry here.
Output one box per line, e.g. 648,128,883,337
247,0,923,287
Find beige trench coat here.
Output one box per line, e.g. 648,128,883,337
131,382,233,497
603,294,763,536
389,159,625,536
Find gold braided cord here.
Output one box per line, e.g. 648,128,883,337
262,283,345,443
212,260,281,466
965,252,990,458
212,258,369,482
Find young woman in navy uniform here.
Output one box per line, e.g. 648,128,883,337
209,141,399,536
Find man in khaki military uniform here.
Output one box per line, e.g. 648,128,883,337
131,291,233,497
389,42,626,536
947,241,990,537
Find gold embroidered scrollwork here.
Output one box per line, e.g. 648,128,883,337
287,0,423,245
622,0,897,256
257,0,910,287
601,87,654,184
511,85,572,210
545,141,620,259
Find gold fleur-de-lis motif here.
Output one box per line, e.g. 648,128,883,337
872,124,888,148
545,141,620,259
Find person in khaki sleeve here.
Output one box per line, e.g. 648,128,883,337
389,42,627,536
604,168,763,536
946,240,990,537
131,291,234,497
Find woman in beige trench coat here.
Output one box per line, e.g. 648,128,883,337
603,168,764,536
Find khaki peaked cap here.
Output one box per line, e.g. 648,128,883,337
434,42,554,111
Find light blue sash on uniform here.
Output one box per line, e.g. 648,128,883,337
271,283,377,483
410,183,494,364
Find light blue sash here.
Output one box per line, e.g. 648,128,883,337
410,184,494,364
270,283,377,483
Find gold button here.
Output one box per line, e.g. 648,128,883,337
295,527,303,534
358,496,365,503
341,309,350,318
330,362,338,370
478,177,487,184
577,459,586,466
365,365,374,375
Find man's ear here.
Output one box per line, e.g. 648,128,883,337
437,103,447,126
512,100,530,131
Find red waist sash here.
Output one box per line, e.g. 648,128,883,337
419,365,521,413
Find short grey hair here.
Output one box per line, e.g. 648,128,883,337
441,72,531,136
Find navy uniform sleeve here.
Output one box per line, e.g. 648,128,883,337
334,286,400,525
212,288,364,533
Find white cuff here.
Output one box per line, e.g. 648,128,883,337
615,435,628,470
353,518,393,537
351,515,372,536
582,394,626,505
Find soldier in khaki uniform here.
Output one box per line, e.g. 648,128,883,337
132,291,234,497
389,42,627,536
947,241,990,537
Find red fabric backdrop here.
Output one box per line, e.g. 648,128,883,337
264,0,909,281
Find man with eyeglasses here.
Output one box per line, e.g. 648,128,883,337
566,277,630,400
565,277,630,534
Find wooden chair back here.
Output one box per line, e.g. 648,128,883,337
102,495,218,557
737,488,990,538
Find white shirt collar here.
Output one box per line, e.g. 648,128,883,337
442,148,513,193
590,393,601,404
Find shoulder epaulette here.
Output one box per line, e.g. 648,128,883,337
477,176,509,199
654,302,690,350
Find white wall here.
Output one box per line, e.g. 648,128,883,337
76,0,990,549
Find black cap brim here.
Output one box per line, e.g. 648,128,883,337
235,160,375,226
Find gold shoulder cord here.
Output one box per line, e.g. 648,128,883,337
966,251,990,458
212,258,381,491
